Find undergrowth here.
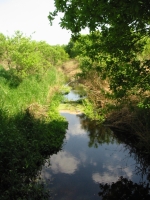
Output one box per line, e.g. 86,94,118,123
0,65,68,199
105,103,150,162
0,109,67,199
0,65,64,115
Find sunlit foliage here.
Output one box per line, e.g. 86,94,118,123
0,31,68,199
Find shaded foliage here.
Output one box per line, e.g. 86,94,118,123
99,176,150,200
0,65,22,88
0,108,67,199
105,106,150,163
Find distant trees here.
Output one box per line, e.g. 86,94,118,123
0,33,6,59
0,31,68,78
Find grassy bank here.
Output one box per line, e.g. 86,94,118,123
0,65,68,199
0,65,64,115
0,109,67,199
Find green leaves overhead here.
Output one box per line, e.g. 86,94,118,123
50,1,150,102
49,0,150,57
49,0,150,34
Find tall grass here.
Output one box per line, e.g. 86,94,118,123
0,66,64,115
0,32,69,199
0,65,68,199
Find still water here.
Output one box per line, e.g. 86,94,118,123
41,112,147,200
64,90,81,101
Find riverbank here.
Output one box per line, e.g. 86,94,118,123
0,65,68,199
59,101,84,115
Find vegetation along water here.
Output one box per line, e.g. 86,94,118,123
0,31,69,199
1,1,150,198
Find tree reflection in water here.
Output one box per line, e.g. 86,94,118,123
77,114,150,199
77,114,118,148
99,176,150,200
112,129,150,182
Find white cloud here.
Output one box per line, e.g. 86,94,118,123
55,112,87,142
49,151,80,174
0,0,71,45
92,163,133,184
62,122,86,141
92,172,119,184
123,167,133,178
68,123,86,136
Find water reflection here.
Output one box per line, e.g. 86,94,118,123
50,151,80,174
77,114,117,147
92,172,119,184
99,176,150,199
41,113,149,200
113,131,150,181
64,90,81,101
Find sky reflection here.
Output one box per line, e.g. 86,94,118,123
64,90,81,101
50,151,80,174
41,113,147,200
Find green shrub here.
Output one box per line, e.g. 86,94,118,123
0,108,67,199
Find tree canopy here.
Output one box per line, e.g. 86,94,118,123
49,0,150,54
0,31,68,78
49,1,150,107
49,0,150,33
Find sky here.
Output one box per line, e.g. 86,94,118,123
0,0,72,45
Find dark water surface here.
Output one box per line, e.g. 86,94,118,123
41,112,147,200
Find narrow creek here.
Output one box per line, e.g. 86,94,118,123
41,90,149,200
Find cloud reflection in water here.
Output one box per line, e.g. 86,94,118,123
40,113,147,200
92,172,119,184
92,164,133,184
49,151,80,174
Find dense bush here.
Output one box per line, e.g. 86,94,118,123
0,31,68,199
0,31,68,78
0,108,67,199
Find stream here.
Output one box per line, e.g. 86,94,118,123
41,90,149,200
